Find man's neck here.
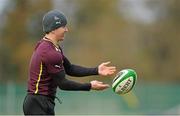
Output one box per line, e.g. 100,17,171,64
44,34,59,47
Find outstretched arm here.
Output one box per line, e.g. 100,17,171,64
63,57,98,77
52,70,109,91
63,57,116,77
52,70,91,91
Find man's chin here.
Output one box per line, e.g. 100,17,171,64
59,37,64,41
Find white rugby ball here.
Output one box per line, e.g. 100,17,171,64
112,69,137,95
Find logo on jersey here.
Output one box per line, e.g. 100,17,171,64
55,65,61,68
55,47,61,52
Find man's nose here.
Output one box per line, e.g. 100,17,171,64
64,26,68,32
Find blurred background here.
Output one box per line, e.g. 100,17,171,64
0,0,180,115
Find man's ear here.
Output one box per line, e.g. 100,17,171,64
51,30,56,34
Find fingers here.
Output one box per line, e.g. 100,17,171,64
110,68,116,72
96,83,110,90
90,80,110,90
102,61,111,66
107,67,116,71
102,84,110,88
108,66,116,72
94,80,104,84
107,71,116,75
101,62,116,70
105,67,116,75
98,81,103,84
107,66,116,69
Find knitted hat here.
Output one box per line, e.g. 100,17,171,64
42,10,67,33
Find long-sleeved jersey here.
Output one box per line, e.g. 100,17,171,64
27,37,98,97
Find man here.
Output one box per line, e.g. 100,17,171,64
23,10,116,115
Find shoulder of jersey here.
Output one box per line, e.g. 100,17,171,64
40,40,54,50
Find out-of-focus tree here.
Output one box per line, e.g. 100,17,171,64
0,0,180,83
137,0,180,82
67,0,126,65
1,0,52,82
67,0,180,83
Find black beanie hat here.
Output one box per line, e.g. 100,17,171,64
42,10,67,33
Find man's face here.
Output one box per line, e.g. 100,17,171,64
54,26,68,41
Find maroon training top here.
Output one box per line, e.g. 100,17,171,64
27,38,64,96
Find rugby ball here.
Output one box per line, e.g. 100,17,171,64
112,69,137,95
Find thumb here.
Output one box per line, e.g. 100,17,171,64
102,61,111,66
103,84,110,87
97,81,103,84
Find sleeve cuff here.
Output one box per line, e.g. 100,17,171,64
94,67,99,75
85,83,91,91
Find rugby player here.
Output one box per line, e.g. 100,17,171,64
23,10,116,115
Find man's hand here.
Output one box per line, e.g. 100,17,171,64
90,80,110,90
98,61,116,76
